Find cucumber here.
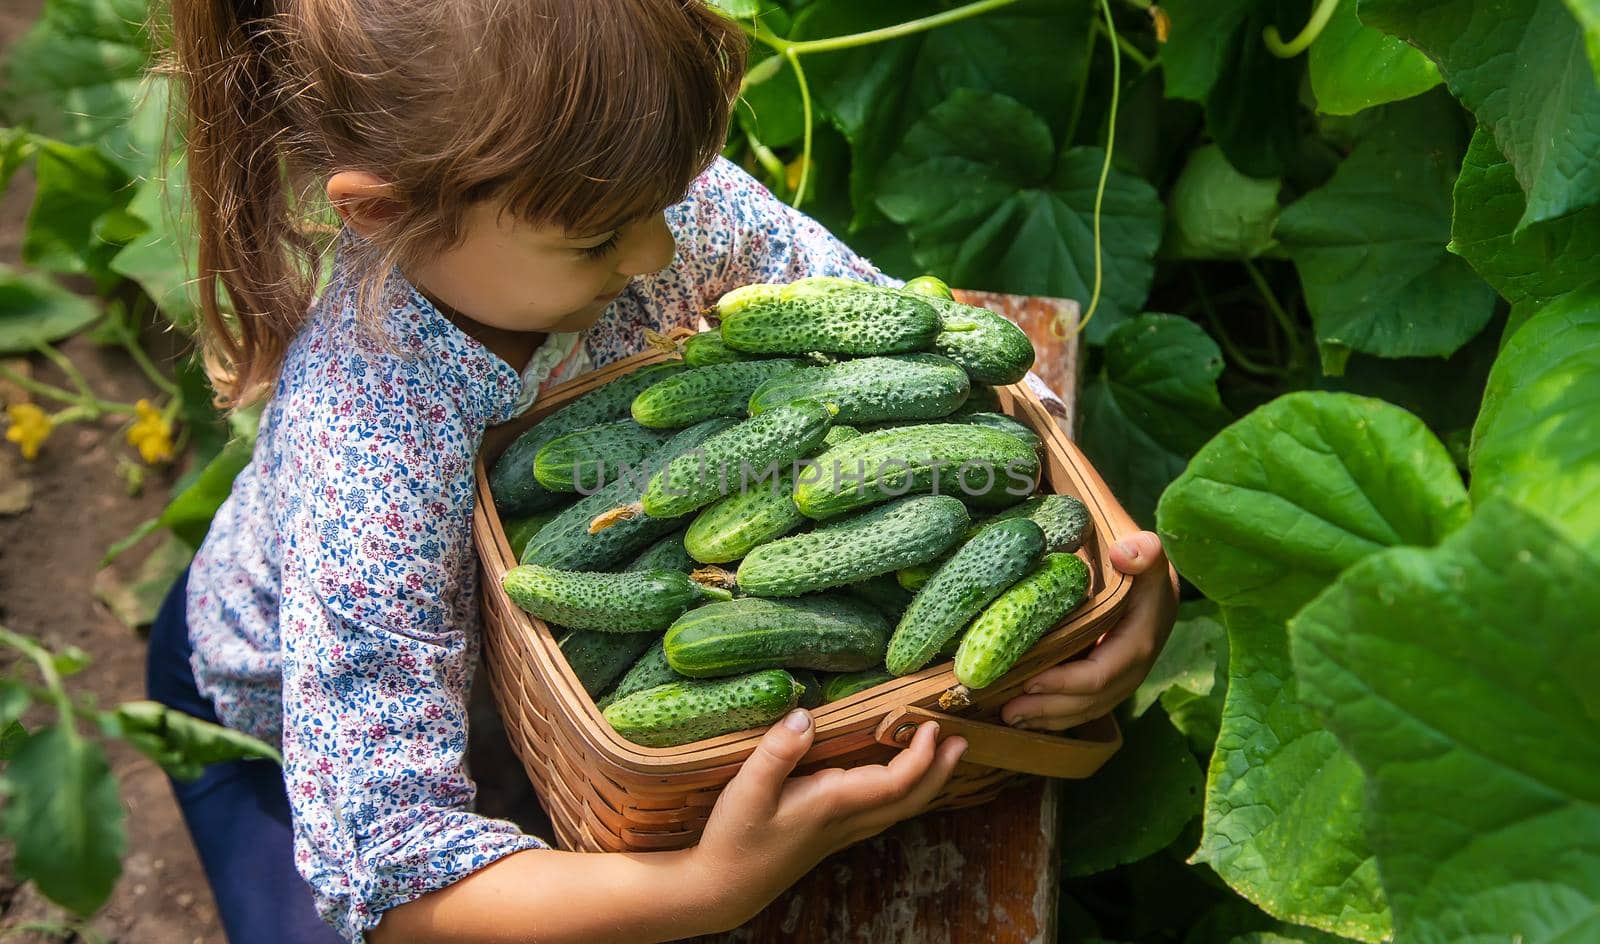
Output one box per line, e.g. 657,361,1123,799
922,296,1035,385
736,495,970,597
789,668,826,709
503,509,563,559
603,669,802,748
718,279,940,356
502,565,733,632
896,562,938,592
952,552,1091,692
521,418,736,570
596,639,682,710
623,532,697,573
982,494,1091,552
682,330,759,367
490,362,686,515
627,399,835,521
821,669,896,702
664,594,890,677
794,424,1040,519
533,420,666,492
948,412,1042,454
631,359,807,428
559,629,658,697
886,518,1045,676
847,574,915,617
679,424,865,565
902,275,954,300
748,354,970,425
953,384,1004,416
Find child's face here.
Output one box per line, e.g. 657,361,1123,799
409,200,678,334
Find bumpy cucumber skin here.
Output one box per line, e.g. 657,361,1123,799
682,331,759,367
737,495,970,597
491,362,685,515
533,420,666,492
886,518,1046,676
952,384,1004,416
503,509,564,560
982,494,1091,552
664,594,889,677
848,574,916,617
923,297,1035,385
718,281,940,356
521,418,735,570
623,533,697,573
748,354,970,425
949,412,1042,453
631,359,807,428
821,669,897,702
560,629,657,697
795,424,1040,518
954,552,1091,690
641,399,834,519
789,669,826,709
596,639,682,709
602,669,802,748
502,565,725,632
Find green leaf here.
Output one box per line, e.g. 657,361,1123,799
0,721,28,761
1157,391,1470,622
1277,93,1496,370
110,151,202,330
0,725,126,915
1079,314,1231,527
1361,0,1600,228
1470,285,1600,556
1132,600,1225,718
1291,499,1600,943
1157,0,1256,102
1307,0,1440,115
0,265,101,353
1163,145,1280,261
877,90,1163,342
159,437,252,547
1060,707,1204,877
22,139,130,281
92,534,194,631
1568,0,1600,79
52,645,90,677
1449,126,1600,308
709,0,760,15
110,701,281,781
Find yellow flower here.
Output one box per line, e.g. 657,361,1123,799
785,155,809,194
126,399,175,465
5,403,53,460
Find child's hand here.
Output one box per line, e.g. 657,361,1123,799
1000,531,1177,732
689,708,967,929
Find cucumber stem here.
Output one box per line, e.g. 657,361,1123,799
690,565,737,591
939,684,974,710
588,503,642,534
642,328,683,358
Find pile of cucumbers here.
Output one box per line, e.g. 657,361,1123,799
490,276,1093,748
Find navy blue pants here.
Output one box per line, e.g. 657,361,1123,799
145,568,342,944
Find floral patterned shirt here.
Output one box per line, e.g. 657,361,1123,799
185,157,1064,941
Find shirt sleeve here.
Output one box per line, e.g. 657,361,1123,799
276,352,546,942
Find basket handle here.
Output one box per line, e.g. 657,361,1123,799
873,705,1121,779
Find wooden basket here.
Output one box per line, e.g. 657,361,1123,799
473,327,1139,854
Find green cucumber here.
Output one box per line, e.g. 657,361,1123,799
663,594,889,677
922,297,1035,385
736,495,970,597
503,509,564,559
821,669,896,702
631,359,807,428
521,418,735,570
794,424,1040,519
847,574,916,617
902,275,954,300
596,639,682,710
948,412,1042,453
886,518,1045,676
718,279,940,356
682,330,759,366
560,629,658,697
748,354,970,425
789,668,826,709
603,669,802,748
533,420,666,492
623,532,697,573
628,399,834,520
953,384,1004,416
491,362,685,515
982,494,1091,552
502,565,732,632
953,552,1091,691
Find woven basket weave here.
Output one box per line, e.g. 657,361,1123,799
473,325,1138,853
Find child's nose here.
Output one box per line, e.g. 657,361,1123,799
616,213,676,277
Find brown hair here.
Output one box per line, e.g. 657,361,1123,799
169,0,744,408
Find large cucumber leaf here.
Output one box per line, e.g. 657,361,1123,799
876,90,1163,343
1307,0,1441,115
1361,0,1600,229
1450,127,1600,309
1569,0,1600,78
1292,499,1600,943
1276,93,1495,372
0,265,101,353
1079,313,1231,527
1470,285,1600,556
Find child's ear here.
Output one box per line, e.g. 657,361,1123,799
326,171,401,237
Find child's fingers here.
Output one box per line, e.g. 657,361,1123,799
871,734,967,825
723,708,815,814
816,720,941,813
1000,691,1101,729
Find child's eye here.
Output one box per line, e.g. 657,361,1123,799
578,233,620,260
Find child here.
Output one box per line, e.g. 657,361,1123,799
147,1,1177,941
